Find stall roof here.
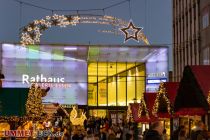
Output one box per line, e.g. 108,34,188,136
164,82,179,105
175,108,207,116
144,93,157,115
144,93,157,121
130,103,152,123
174,65,210,115
153,82,179,118
190,65,210,97
129,93,157,123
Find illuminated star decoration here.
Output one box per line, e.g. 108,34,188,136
120,21,143,42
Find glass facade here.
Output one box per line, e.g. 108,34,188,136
88,62,145,106
1,44,88,105
1,44,168,107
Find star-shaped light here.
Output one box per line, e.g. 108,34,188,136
120,21,142,42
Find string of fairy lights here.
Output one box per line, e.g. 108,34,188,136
127,82,175,121
126,105,133,122
138,96,150,119
152,82,173,117
20,14,149,46
207,90,210,105
11,0,149,46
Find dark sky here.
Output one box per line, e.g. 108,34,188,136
0,0,172,69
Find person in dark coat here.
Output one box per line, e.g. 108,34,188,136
143,121,164,140
190,121,205,140
171,125,185,140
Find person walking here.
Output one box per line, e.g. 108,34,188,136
143,121,164,140
178,129,187,140
190,121,205,140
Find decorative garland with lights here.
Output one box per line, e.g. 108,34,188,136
138,97,149,119
126,105,133,122
0,116,46,122
20,14,149,46
152,82,173,117
207,90,210,105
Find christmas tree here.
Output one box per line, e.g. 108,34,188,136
26,84,46,120
138,96,149,118
152,82,172,117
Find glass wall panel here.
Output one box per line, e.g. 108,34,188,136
108,62,116,76
117,63,126,74
88,63,97,78
117,76,126,106
127,71,136,104
88,76,97,106
98,62,107,80
88,62,145,107
108,76,116,106
89,109,107,118
136,77,145,102
136,65,146,102
98,78,107,106
136,65,145,76
2,44,88,105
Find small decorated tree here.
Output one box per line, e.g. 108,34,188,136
152,82,173,117
138,96,149,119
26,84,46,120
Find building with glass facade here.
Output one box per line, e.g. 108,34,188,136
0,44,168,120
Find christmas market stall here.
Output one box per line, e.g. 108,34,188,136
174,65,210,134
127,93,157,134
152,82,179,138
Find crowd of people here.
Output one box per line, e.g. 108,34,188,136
6,116,208,140
171,121,209,140
53,117,210,140
69,117,135,140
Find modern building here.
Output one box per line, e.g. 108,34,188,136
200,0,210,65
172,0,200,82
173,0,210,82
0,43,168,122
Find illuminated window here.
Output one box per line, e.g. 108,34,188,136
202,12,209,29
98,79,107,106
203,47,210,65
88,62,146,106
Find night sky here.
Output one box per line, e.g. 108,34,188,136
0,0,172,69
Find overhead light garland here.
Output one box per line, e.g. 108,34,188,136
138,96,149,119
20,14,149,46
152,82,173,117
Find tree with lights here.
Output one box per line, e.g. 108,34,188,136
152,82,173,117
126,105,133,122
138,97,149,119
207,90,210,105
26,84,46,120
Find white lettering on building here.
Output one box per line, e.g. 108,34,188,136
22,74,65,84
